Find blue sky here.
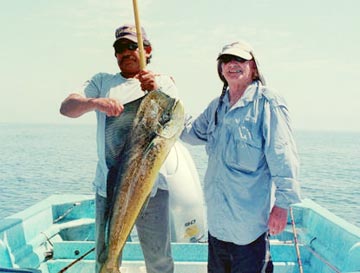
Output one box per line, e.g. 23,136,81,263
1,0,359,131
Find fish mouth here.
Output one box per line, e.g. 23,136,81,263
159,98,180,125
156,97,184,139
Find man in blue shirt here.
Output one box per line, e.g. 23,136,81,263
181,41,301,273
60,24,176,273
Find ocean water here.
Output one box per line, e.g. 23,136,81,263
0,123,359,227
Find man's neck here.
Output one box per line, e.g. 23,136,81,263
120,71,139,79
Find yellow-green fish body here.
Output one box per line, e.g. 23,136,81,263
100,90,184,273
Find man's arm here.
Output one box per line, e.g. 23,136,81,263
60,93,124,118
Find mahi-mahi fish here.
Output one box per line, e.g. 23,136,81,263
100,90,185,273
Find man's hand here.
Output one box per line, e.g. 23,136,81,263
268,206,288,235
93,97,124,117
137,70,159,92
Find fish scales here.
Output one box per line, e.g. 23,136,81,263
100,90,184,273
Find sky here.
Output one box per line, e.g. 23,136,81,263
1,0,359,132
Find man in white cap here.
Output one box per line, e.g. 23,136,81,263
60,23,176,273
181,40,301,272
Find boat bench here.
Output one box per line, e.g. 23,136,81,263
43,241,302,273
51,240,305,261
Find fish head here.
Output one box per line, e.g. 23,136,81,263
139,90,184,140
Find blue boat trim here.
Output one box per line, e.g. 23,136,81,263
0,269,41,273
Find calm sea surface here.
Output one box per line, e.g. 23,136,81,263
0,123,359,227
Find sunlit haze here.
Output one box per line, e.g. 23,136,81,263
1,0,359,131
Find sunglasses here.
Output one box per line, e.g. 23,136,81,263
114,42,138,54
220,54,249,63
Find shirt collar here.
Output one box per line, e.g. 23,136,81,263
227,80,262,109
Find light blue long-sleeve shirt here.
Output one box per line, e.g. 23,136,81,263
180,81,301,245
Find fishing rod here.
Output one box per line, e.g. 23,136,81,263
57,247,95,273
132,0,146,69
290,206,304,273
290,210,342,273
303,243,342,273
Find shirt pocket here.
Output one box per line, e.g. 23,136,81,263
223,122,263,173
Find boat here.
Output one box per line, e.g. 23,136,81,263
1,194,359,273
1,141,359,273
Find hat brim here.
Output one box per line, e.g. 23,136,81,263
217,48,253,60
113,35,138,46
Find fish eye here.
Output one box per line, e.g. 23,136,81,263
160,112,171,125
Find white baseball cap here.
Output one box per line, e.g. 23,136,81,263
217,41,266,85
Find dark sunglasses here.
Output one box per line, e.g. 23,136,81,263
114,42,138,54
220,54,248,63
